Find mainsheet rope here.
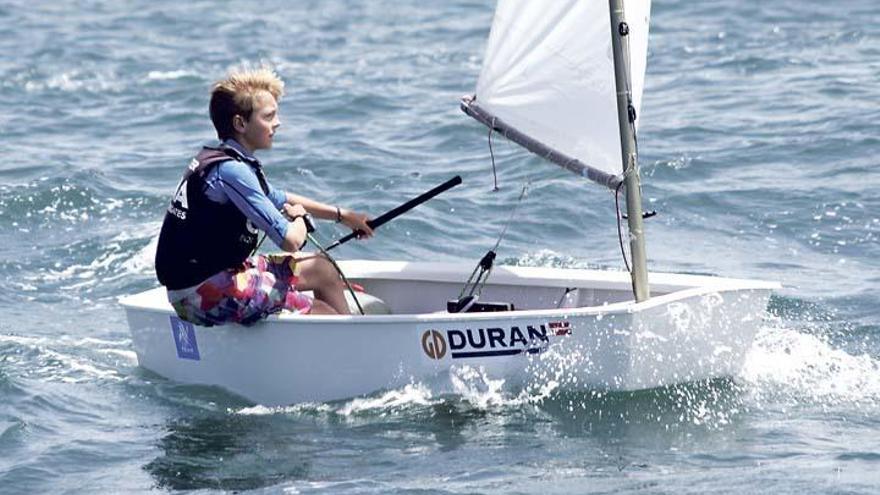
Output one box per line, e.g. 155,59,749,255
253,213,365,316
452,128,531,310
306,232,364,316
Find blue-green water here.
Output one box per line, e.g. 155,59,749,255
2,0,880,493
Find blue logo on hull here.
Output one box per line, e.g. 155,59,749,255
170,317,200,361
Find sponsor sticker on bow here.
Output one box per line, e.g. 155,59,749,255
170,316,200,361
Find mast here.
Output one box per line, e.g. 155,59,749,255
609,0,650,302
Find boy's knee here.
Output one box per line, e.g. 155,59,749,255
318,257,340,281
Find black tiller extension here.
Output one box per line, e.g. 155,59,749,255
325,175,463,251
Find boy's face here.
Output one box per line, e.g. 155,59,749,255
236,90,280,153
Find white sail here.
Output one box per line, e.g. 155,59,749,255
627,0,651,118
466,0,651,186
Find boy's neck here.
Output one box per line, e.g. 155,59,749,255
223,138,256,158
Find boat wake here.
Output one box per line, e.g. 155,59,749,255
741,323,880,411
226,321,880,427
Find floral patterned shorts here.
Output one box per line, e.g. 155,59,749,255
166,254,313,327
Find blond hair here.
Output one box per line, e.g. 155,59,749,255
209,66,285,140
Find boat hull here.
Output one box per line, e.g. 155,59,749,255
121,261,777,405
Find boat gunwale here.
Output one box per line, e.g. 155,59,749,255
119,260,780,325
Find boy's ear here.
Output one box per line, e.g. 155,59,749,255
233,115,247,133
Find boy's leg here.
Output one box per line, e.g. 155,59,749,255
170,259,312,326
308,299,338,315
287,253,350,315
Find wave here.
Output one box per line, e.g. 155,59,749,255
0,333,134,385
22,69,126,94
146,70,199,81
742,324,880,409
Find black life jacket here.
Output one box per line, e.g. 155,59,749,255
155,144,270,290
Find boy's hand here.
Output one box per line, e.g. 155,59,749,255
282,203,307,221
341,210,374,238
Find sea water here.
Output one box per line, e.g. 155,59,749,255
1,0,879,493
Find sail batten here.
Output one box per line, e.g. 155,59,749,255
468,0,651,188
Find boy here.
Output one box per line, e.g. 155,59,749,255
155,66,373,325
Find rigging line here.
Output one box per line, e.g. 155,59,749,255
306,232,365,316
256,213,364,314
488,120,499,191
619,12,642,167
457,180,530,301
252,233,267,256
456,118,534,302
493,181,529,253
613,11,638,275
612,9,639,166
556,287,577,309
615,181,632,273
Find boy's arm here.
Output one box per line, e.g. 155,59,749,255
280,205,308,252
284,192,374,237
214,162,306,251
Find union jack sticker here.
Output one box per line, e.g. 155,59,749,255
548,321,572,336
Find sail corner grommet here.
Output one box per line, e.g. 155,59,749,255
618,22,629,36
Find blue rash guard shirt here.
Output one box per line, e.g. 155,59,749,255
201,140,289,248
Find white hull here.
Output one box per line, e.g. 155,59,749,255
120,260,779,405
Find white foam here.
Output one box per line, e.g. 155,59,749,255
513,249,583,269
121,234,158,276
449,365,508,408
233,383,437,417
39,348,125,383
0,334,44,346
227,324,880,417
35,224,160,288
233,403,333,416
25,70,124,93
0,333,133,383
741,324,880,408
336,382,435,416
146,70,197,81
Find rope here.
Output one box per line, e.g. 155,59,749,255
453,119,536,307
255,207,364,315
488,123,499,191
615,14,638,275
251,232,267,256
306,232,365,316
493,182,528,254
615,181,631,273
556,287,577,309
456,181,529,302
